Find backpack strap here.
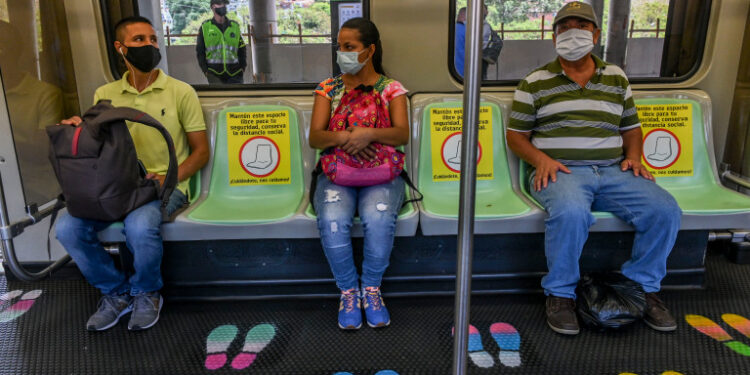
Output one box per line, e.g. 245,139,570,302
85,101,179,222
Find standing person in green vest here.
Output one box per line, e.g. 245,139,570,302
196,0,247,84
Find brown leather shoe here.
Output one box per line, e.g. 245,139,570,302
644,293,677,332
546,296,580,335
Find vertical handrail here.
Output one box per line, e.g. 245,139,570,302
452,0,483,374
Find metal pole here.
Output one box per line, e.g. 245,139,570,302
605,0,631,67
0,175,69,282
452,0,482,374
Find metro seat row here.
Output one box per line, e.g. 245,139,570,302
97,90,750,243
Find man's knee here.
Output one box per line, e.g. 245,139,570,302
645,194,682,228
547,201,594,227
55,213,88,244
123,204,162,238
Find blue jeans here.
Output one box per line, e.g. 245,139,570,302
56,190,187,296
314,174,405,291
530,165,681,299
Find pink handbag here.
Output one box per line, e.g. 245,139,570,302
319,84,405,187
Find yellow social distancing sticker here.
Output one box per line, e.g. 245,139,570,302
226,110,292,185
637,103,694,177
429,106,494,182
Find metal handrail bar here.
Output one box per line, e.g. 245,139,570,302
452,1,483,374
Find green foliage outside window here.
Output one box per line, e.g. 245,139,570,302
455,0,667,41
164,0,332,45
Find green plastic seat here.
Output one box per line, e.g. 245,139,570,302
418,101,530,218
520,97,750,219
637,97,750,214
188,105,304,223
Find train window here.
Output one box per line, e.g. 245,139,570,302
450,0,711,84
103,0,370,87
0,1,80,205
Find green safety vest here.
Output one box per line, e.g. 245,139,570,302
202,21,242,76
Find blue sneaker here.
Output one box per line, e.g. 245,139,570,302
363,287,390,328
338,289,362,330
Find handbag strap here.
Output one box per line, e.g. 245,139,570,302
400,171,423,208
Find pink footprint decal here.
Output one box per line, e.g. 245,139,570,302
231,323,276,370
490,322,521,367
0,290,42,323
0,290,23,310
205,325,239,370
452,324,494,368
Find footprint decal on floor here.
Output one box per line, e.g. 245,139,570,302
204,323,277,371
0,290,42,323
685,314,750,356
490,322,521,367
0,290,23,310
451,324,494,368
231,323,276,370
619,372,684,375
205,325,239,370
452,322,522,369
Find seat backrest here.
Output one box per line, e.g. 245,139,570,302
414,96,521,216
208,104,304,207
633,93,718,189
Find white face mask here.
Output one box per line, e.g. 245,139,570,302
336,49,369,75
555,28,594,61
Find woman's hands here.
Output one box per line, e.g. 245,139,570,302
340,127,378,160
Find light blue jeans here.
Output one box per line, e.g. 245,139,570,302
314,174,405,291
56,190,187,296
530,165,681,299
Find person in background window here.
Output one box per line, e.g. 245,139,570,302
57,16,209,332
196,0,247,84
454,4,492,79
506,1,680,336
309,18,409,330
0,21,64,204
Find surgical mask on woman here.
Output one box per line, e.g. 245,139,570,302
336,49,370,75
555,28,594,61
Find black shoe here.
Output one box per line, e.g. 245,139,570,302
644,293,677,332
546,296,580,335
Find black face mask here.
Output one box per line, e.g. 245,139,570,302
214,6,227,16
121,44,161,73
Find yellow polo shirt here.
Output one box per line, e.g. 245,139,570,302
93,69,206,196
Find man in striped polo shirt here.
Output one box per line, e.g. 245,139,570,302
506,2,681,335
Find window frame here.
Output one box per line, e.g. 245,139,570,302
100,0,371,90
448,0,712,86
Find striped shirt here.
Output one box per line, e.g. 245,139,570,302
508,55,640,166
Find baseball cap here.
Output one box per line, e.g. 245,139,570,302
210,0,229,6
553,2,599,29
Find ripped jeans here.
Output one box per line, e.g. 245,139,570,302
313,174,405,291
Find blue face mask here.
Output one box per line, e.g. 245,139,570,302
336,48,370,75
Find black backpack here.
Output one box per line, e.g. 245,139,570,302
46,100,178,222
482,29,503,64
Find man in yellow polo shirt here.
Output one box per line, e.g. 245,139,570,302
56,16,209,332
